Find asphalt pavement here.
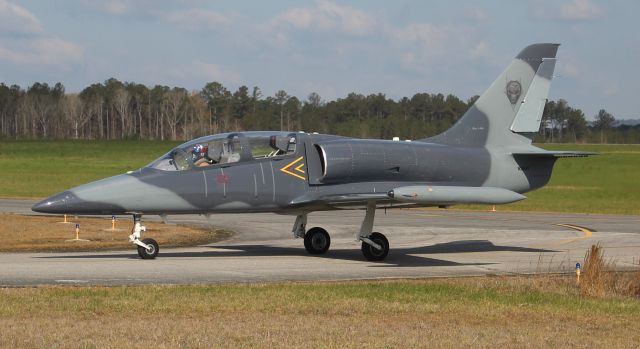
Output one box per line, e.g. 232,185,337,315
1,199,638,286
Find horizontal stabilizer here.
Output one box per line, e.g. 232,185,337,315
512,151,596,158
388,186,526,205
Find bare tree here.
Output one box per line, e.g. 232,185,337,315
63,94,91,139
187,92,210,138
112,88,130,138
24,83,63,138
165,88,188,141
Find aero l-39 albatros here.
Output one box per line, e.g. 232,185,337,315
33,43,592,261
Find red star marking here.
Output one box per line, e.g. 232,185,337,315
216,174,230,184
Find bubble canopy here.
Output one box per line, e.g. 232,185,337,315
147,131,298,171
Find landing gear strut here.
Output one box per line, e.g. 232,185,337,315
129,214,159,259
356,202,389,261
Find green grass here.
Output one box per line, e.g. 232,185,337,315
0,277,639,348
507,144,640,215
0,141,639,214
2,279,635,318
0,140,178,198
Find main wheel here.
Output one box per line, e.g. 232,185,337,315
304,227,331,255
137,238,159,259
361,232,389,261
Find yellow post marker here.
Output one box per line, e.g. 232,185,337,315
491,205,496,212
58,214,71,224
575,262,581,284
66,223,90,242
103,215,123,232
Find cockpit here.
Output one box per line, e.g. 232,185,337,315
147,131,298,171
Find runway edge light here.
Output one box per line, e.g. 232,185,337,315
66,223,90,242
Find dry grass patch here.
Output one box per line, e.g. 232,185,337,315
0,277,639,348
0,213,230,252
578,244,640,298
580,244,611,297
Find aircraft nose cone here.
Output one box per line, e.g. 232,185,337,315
32,191,72,214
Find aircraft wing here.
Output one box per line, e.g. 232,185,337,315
512,151,596,158
290,193,391,207
289,185,526,209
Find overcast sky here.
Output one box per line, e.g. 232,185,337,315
0,0,637,120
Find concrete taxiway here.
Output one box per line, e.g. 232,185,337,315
0,199,639,286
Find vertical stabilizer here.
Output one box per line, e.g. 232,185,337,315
424,43,559,147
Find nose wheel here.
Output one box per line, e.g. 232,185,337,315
137,238,159,259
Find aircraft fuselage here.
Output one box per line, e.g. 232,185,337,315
32,132,552,216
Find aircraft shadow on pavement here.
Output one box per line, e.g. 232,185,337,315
414,240,556,254
37,240,557,268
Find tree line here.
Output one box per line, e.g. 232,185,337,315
0,79,637,143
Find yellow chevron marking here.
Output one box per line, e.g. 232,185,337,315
280,156,306,181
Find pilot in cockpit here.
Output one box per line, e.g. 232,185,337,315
192,144,215,167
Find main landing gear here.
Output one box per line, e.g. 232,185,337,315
304,227,331,254
129,214,159,259
292,214,331,254
292,202,390,261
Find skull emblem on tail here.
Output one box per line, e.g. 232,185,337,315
505,80,522,105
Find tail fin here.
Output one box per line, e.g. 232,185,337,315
424,43,559,147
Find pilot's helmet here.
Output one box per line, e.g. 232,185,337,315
192,144,208,160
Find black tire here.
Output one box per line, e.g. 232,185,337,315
137,238,159,259
361,232,389,261
304,227,331,254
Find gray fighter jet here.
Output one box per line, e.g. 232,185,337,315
33,43,592,261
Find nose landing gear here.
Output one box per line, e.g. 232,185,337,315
129,214,159,259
